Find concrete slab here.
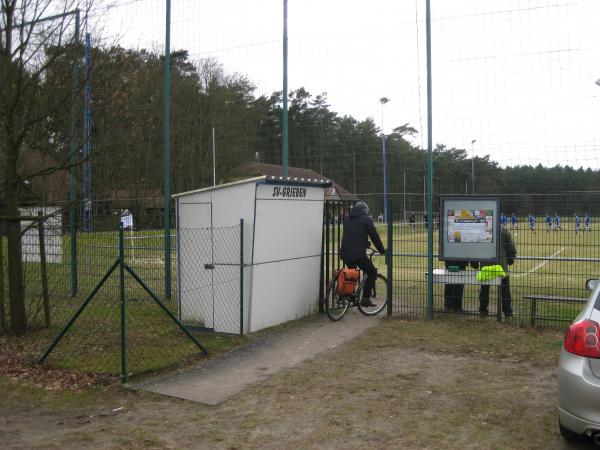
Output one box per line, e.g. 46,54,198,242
135,312,382,405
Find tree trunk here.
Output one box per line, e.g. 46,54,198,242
2,2,27,335
4,144,26,334
38,211,51,328
0,235,6,332
5,194,26,335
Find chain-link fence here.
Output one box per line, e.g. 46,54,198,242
254,196,597,331
323,195,600,329
2,190,599,381
0,218,243,380
4,0,600,383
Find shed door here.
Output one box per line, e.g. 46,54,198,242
178,202,215,329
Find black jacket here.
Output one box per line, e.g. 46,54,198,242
340,202,385,262
480,228,517,272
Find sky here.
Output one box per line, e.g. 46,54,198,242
92,0,600,169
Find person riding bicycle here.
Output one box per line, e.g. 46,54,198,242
340,201,386,307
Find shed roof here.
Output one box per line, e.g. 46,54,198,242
172,176,265,198
231,162,358,201
172,175,331,199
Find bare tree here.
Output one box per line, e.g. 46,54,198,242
0,0,93,335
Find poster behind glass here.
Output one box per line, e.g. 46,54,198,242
439,197,500,263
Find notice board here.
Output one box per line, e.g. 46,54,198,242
439,196,500,263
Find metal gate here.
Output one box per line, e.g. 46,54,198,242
321,199,393,315
177,222,243,334
321,201,353,310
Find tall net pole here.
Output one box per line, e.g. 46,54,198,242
380,97,390,222
425,0,434,320
82,32,92,232
282,0,289,176
163,0,172,299
69,9,80,297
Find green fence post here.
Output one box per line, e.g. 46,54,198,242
69,9,80,298
240,218,244,335
425,0,434,321
119,223,127,383
387,201,393,317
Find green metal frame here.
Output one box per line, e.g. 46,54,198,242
39,260,118,365
40,224,207,383
119,224,127,382
125,265,208,358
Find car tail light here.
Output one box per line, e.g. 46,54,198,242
564,320,600,358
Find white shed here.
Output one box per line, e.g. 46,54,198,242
173,176,330,334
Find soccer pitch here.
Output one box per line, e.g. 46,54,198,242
370,220,600,325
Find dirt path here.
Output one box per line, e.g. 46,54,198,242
1,318,595,449
136,312,382,404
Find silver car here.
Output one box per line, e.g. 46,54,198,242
558,278,600,444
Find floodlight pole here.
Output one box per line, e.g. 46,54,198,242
163,0,172,300
282,0,289,177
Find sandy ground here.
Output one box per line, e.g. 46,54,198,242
1,317,597,450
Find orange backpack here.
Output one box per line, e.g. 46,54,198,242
336,268,360,295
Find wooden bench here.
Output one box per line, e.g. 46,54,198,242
523,294,588,325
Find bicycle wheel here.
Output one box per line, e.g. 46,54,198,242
357,274,389,316
325,275,350,321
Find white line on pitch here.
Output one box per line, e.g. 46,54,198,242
514,247,566,278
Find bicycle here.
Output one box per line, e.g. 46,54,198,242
324,249,389,321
